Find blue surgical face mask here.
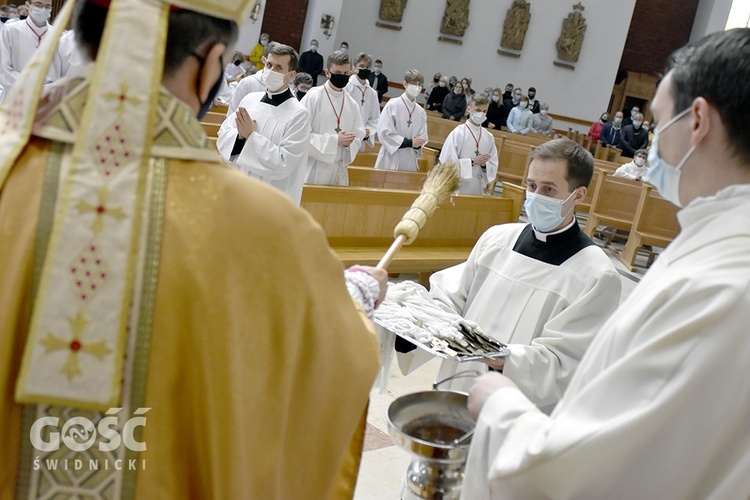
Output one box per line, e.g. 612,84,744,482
647,107,694,208
524,190,576,232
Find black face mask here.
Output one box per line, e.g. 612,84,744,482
329,72,350,89
233,60,241,66
296,90,306,101
19,14,27,19
528,93,536,99
357,68,371,80
191,52,224,120
433,77,439,83
0,17,8,23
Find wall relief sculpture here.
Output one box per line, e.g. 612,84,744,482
440,0,470,38
379,0,408,23
556,3,587,63
500,0,531,51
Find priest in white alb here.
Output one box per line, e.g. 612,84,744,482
217,43,310,204
439,93,498,195
429,139,621,414
0,0,67,97
303,50,365,186
345,52,380,152
375,69,428,171
227,42,274,115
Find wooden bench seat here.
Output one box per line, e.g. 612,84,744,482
348,166,427,191
300,184,519,283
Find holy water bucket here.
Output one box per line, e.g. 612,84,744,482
387,390,475,499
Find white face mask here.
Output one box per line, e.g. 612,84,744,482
634,157,645,167
540,109,548,116
439,81,446,87
647,108,694,208
310,45,318,52
373,66,381,74
614,116,623,125
524,190,576,232
259,67,268,84
633,120,643,128
513,94,521,103
406,84,422,98
265,69,288,92
30,6,51,23
518,101,528,109
471,111,486,124
492,95,500,102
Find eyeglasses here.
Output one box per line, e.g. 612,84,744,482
29,2,52,9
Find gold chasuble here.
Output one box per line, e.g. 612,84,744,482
0,0,380,498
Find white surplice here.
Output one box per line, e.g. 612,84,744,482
439,120,498,195
228,70,265,115
58,30,87,79
216,89,311,204
462,185,750,499
302,81,365,186
375,93,428,171
0,19,67,96
429,221,621,411
613,160,650,182
345,74,380,151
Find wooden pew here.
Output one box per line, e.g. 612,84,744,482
203,112,226,125
348,166,427,191
617,184,680,270
364,142,382,154
489,137,534,189
583,171,642,237
210,103,228,115
202,122,220,138
422,147,439,169
576,168,602,214
351,152,379,167
593,158,620,174
426,113,460,147
486,128,550,147
300,185,517,283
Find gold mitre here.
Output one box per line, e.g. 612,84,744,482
2,0,256,411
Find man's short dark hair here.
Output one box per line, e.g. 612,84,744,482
666,28,750,164
327,50,350,69
374,59,383,65
293,72,313,86
530,138,594,189
269,43,299,71
74,1,239,71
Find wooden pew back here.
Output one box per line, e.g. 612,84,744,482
301,185,514,249
583,172,642,236
495,138,534,185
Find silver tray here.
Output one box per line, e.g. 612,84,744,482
374,317,510,363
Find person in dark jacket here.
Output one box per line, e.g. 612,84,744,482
483,88,505,129
600,111,625,149
427,76,450,113
298,39,324,86
619,112,648,157
442,81,467,121
367,59,389,102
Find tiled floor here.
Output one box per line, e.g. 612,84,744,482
353,232,649,499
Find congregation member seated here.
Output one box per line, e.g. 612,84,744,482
620,112,648,157
483,88,504,129
588,112,609,142
442,80,467,121
531,103,555,136
600,110,624,149
507,94,533,135
426,75,450,113
613,149,649,181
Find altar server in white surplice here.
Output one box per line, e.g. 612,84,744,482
345,52,379,152
462,30,750,500
227,41,275,115
0,1,67,96
303,50,365,186
439,93,498,195
429,139,621,414
217,44,310,205
375,69,428,171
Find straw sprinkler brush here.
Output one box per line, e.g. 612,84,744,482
376,162,460,270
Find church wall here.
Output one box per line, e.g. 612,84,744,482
334,0,637,131
300,0,346,56
236,3,268,55
690,0,733,41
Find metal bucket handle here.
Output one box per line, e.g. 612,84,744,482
432,370,483,391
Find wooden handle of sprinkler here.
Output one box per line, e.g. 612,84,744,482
376,234,408,270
